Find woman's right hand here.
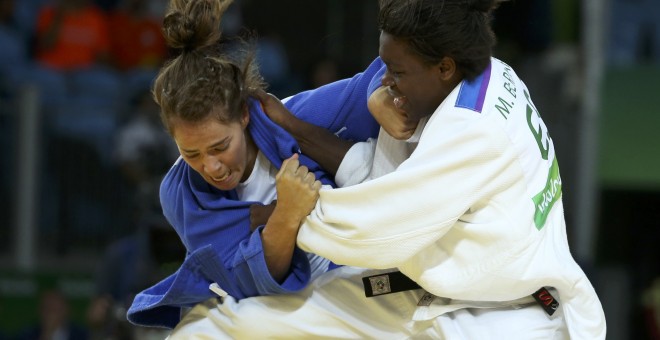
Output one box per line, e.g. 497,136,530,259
274,153,322,224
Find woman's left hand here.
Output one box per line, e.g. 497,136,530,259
368,86,418,140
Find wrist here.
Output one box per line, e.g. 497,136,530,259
268,206,304,230
282,115,305,139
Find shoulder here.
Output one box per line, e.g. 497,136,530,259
159,157,187,209
161,157,186,185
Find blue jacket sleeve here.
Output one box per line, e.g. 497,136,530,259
160,158,314,299
284,56,385,142
231,226,312,295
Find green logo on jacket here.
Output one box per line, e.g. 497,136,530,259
532,157,562,230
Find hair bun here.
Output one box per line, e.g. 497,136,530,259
162,11,195,50
162,0,232,51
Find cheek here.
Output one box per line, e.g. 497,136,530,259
407,91,437,120
226,143,247,170
183,158,205,176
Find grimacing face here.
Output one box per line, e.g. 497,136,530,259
378,31,449,123
172,108,255,191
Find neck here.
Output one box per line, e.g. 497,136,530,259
241,131,258,182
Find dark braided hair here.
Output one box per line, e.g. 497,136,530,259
153,0,266,134
378,0,507,80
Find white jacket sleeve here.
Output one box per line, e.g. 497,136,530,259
334,138,377,187
297,112,519,269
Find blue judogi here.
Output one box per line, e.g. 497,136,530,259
127,57,386,329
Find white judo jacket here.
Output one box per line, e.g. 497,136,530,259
297,58,607,339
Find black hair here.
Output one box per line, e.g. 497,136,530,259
378,0,506,80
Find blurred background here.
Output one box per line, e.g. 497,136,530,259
0,0,658,339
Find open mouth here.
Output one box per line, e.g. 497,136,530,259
211,173,229,182
386,88,407,110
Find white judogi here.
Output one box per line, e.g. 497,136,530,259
169,265,567,339
169,266,438,339
297,58,606,339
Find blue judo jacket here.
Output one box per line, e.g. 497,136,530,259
127,57,386,329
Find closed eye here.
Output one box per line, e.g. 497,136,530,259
385,64,401,75
210,143,230,154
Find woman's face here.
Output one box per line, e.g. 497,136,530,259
378,31,450,123
172,109,254,191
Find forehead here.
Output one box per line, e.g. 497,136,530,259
378,31,419,67
172,117,238,150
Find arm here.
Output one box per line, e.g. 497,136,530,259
251,57,389,174
254,89,353,176
253,83,418,175
249,201,276,231
296,116,516,268
260,154,321,282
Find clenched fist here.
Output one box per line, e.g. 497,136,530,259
275,153,322,224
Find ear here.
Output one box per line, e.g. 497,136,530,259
437,56,457,81
240,104,250,129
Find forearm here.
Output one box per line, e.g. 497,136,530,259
260,207,302,282
297,120,510,268
281,116,354,176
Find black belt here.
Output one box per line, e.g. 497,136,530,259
362,271,559,316
362,271,421,297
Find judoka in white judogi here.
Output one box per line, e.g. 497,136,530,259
297,57,606,339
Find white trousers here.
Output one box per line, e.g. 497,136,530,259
167,266,568,339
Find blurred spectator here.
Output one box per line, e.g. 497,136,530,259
32,0,122,107
0,0,65,103
113,89,178,192
607,0,660,66
32,0,124,166
16,289,89,340
107,0,167,72
106,0,167,109
33,0,111,71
